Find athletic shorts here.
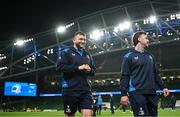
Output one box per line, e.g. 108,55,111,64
129,94,158,116
63,91,93,114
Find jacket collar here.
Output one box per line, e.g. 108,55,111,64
69,46,87,56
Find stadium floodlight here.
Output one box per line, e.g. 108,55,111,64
114,27,119,33
57,25,66,33
170,76,174,78
32,55,35,60
0,66,7,71
123,21,131,29
90,30,103,40
103,42,106,47
116,21,131,31
149,16,157,24
14,40,24,46
65,22,75,28
162,76,166,79
170,14,176,20
176,13,180,19
118,23,124,31
110,43,114,46
93,45,97,49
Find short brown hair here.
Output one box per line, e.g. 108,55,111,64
74,31,86,37
133,31,147,46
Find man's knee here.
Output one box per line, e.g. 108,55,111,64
81,109,93,117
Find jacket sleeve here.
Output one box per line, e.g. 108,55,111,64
153,61,167,89
119,56,131,96
86,54,96,76
56,49,80,73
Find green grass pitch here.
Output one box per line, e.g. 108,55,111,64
0,109,180,117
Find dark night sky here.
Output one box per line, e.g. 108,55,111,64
0,0,139,44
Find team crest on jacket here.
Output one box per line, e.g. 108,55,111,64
72,53,76,56
134,56,139,60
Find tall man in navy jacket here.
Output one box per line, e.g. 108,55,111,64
57,31,96,117
120,31,169,116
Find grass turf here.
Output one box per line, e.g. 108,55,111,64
0,109,180,117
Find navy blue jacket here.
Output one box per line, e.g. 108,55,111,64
56,46,96,93
120,49,167,96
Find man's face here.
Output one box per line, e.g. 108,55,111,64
73,34,86,49
138,34,149,47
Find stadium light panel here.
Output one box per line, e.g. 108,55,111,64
57,25,66,33
176,13,180,19
118,23,124,31
170,76,174,78
123,21,131,29
170,14,176,20
32,55,35,58
114,27,119,33
90,30,103,40
93,45,97,49
50,49,53,54
116,21,131,31
103,42,106,47
149,16,157,24
0,55,6,60
65,22,75,28
47,49,50,54
110,43,114,46
0,66,7,71
14,40,24,46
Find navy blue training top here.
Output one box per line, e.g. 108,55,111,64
56,46,96,94
120,49,167,96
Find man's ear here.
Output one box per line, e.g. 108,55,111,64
138,37,141,42
72,38,75,43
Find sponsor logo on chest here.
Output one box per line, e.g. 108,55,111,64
149,55,153,60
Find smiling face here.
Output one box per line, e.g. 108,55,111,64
73,34,86,49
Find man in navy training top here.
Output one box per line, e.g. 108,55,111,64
57,31,96,117
119,31,169,116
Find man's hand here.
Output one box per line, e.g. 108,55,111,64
163,88,169,97
120,96,129,106
84,64,91,72
78,64,91,72
78,64,86,70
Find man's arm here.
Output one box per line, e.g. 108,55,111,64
120,56,131,105
119,57,131,96
56,49,79,73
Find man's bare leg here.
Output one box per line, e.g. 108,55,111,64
81,109,93,117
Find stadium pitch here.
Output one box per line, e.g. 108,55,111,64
0,109,180,117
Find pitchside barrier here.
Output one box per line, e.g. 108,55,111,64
39,89,180,96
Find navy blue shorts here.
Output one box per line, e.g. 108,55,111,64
63,91,93,114
129,94,158,116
